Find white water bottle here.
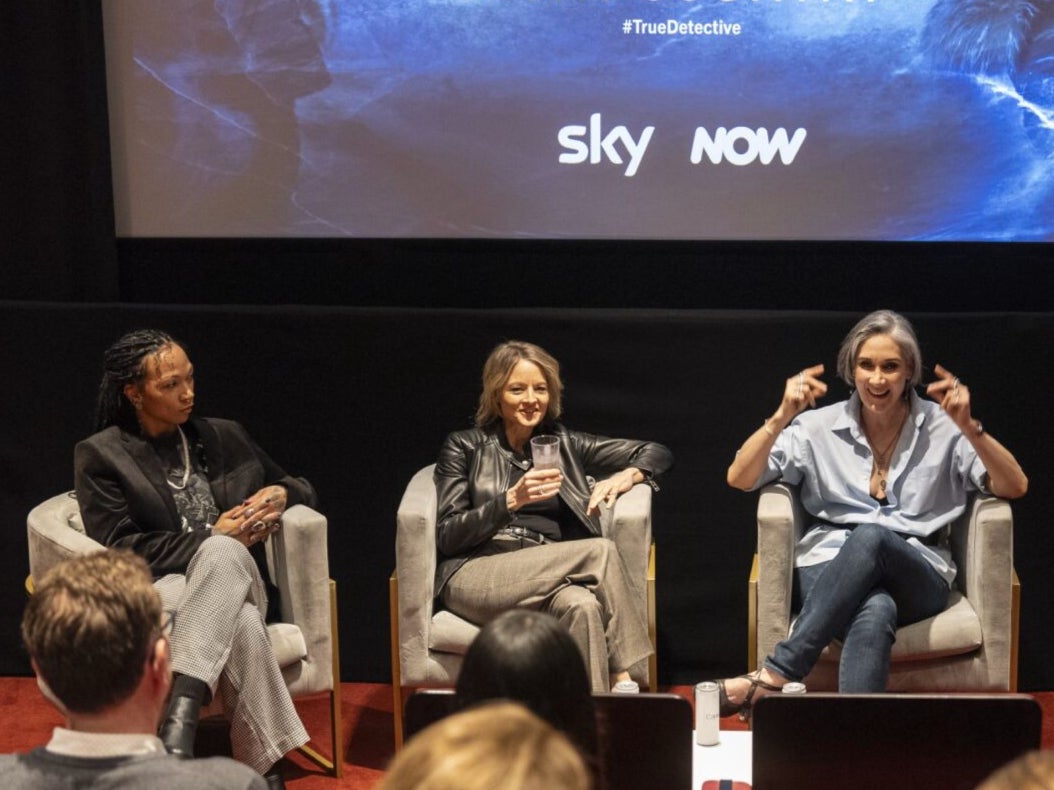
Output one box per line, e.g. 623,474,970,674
695,681,720,746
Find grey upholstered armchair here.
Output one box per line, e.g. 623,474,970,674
389,464,658,748
26,492,343,777
748,483,1020,692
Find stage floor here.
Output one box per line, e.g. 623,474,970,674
0,679,1048,789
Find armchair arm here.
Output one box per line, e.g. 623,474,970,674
604,482,653,589
27,492,105,582
951,495,1014,688
395,465,440,679
267,504,333,693
755,483,806,665
606,482,655,686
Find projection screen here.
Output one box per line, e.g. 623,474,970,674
102,0,1054,240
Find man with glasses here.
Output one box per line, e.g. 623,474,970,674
0,549,266,789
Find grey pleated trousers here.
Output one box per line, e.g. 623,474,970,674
155,535,308,774
441,536,653,692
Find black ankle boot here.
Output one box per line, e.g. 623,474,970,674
159,695,201,758
159,674,210,758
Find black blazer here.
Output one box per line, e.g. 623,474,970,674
74,417,317,578
433,422,673,595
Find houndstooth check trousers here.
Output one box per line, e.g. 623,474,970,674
155,535,308,774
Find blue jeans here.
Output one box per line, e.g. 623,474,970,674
765,523,949,692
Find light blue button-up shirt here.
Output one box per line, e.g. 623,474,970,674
752,391,988,586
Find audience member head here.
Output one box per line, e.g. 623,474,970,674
456,609,598,760
475,340,563,428
94,328,180,433
975,750,1054,790
380,701,592,790
23,549,167,716
836,309,923,390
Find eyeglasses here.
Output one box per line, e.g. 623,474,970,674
161,611,176,639
146,611,176,663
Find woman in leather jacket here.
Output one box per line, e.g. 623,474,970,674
434,340,673,692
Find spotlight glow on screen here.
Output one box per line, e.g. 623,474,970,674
102,0,1054,240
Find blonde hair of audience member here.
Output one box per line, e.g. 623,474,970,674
379,702,592,790
975,750,1054,790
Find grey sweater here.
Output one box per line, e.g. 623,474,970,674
0,749,267,789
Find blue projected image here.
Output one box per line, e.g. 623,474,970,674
103,0,1054,240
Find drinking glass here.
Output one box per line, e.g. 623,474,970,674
530,434,560,469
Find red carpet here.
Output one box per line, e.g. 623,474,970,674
0,679,1050,789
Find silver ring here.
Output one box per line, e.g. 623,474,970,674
952,377,960,391
797,371,805,397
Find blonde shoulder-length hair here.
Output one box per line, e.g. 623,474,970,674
475,341,564,428
378,702,592,790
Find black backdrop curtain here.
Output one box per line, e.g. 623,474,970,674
3,1,117,302
4,304,1053,690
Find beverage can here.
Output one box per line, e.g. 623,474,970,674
695,681,720,746
613,679,639,694
781,682,806,695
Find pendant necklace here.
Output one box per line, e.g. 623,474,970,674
869,407,908,494
167,426,191,490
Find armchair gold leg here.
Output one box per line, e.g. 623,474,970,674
1010,568,1020,693
390,571,405,751
647,543,658,690
748,554,759,672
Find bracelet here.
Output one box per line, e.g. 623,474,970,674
973,420,984,437
762,419,775,437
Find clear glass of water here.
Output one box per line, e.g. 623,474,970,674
530,434,560,469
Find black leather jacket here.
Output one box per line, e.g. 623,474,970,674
434,422,673,594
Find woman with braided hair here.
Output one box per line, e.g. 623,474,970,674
75,329,316,789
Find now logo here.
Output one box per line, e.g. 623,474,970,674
690,126,807,166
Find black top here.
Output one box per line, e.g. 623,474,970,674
433,422,673,595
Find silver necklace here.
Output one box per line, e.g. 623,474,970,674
866,407,908,493
166,426,191,490
873,431,900,493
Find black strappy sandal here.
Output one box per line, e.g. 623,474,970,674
716,671,783,721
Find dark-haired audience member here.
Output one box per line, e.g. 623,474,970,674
457,609,599,778
75,329,317,788
435,340,672,693
379,702,592,790
0,549,266,789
